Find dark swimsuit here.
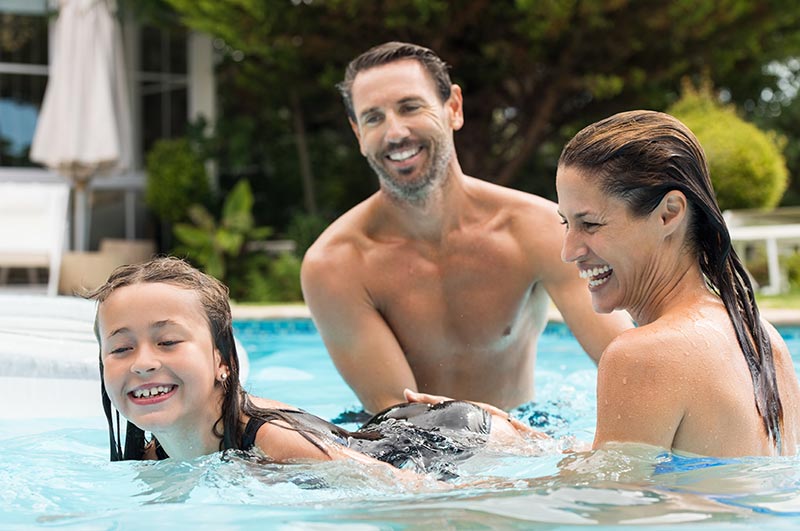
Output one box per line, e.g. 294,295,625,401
241,401,492,476
153,401,491,478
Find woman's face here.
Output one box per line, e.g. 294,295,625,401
556,165,666,315
98,282,226,436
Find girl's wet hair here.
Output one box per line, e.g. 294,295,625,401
87,256,328,461
559,110,783,451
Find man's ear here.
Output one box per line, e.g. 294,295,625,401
659,190,688,236
349,118,366,155
447,84,464,131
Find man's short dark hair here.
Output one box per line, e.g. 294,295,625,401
338,41,452,122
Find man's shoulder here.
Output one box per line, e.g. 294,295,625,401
467,176,558,216
306,196,376,254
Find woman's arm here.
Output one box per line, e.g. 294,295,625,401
593,337,687,450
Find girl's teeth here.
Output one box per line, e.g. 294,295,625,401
133,386,172,398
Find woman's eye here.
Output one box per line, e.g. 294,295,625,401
159,340,182,347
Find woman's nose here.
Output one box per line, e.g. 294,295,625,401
561,228,587,263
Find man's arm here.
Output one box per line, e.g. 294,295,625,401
301,252,417,414
536,207,633,363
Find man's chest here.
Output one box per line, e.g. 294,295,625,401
363,241,543,351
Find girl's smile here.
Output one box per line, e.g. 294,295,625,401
98,282,227,457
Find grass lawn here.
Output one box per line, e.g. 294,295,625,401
757,289,800,310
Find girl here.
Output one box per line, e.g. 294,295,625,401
89,257,539,476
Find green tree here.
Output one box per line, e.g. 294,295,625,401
746,59,800,205
668,81,788,210
150,0,800,212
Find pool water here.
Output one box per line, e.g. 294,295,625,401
2,320,800,530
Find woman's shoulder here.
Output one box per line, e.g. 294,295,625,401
599,319,711,374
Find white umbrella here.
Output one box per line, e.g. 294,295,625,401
30,0,132,251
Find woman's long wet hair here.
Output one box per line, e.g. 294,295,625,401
86,256,330,461
559,110,783,451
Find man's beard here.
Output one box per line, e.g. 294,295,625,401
367,137,453,205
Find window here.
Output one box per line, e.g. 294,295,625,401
0,3,191,171
0,4,49,167
139,24,188,155
0,1,198,249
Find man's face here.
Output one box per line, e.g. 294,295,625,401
349,59,462,203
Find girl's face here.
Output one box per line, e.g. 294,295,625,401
98,282,226,437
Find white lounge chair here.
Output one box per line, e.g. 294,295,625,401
0,182,70,296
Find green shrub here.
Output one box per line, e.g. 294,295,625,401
243,253,303,302
286,212,330,258
174,179,272,291
173,179,304,302
784,251,800,290
668,81,788,210
145,137,211,224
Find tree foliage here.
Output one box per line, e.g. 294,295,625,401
153,0,800,218
145,137,211,224
668,81,788,210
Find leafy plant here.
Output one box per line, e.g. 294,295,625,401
145,137,211,224
286,211,330,258
243,252,303,302
784,251,800,290
668,80,789,210
174,179,272,282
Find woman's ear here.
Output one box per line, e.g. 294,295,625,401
659,190,688,236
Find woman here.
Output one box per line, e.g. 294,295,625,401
555,109,800,456
88,257,537,478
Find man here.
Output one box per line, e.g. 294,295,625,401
301,42,632,414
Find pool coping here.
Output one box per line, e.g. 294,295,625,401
231,303,800,326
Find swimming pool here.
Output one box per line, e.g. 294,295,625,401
2,319,800,530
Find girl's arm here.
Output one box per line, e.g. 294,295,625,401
253,419,446,489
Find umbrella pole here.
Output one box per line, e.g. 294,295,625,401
73,180,89,252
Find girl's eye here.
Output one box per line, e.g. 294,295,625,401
159,340,181,347
108,346,131,355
